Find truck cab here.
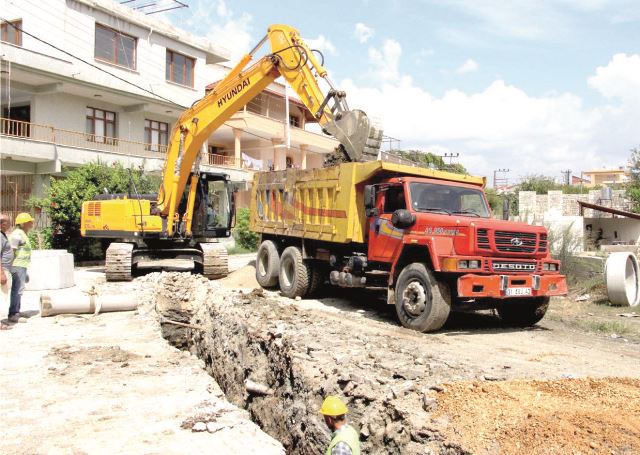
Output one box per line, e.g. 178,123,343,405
364,176,567,330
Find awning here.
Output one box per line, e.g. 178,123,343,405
577,200,640,220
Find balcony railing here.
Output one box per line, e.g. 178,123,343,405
1,117,167,158
206,152,241,168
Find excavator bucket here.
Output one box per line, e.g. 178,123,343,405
324,110,384,162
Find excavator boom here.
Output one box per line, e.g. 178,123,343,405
157,24,383,235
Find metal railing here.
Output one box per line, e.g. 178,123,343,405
206,152,241,168
379,150,419,167
1,117,167,159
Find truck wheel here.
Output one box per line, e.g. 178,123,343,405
279,246,310,298
256,240,280,288
307,262,325,296
395,263,450,332
497,297,550,326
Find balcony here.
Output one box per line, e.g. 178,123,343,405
1,117,167,159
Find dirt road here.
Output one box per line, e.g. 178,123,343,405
4,260,639,454
178,265,640,454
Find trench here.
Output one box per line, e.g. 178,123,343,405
151,272,467,455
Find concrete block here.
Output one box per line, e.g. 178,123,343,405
26,250,75,291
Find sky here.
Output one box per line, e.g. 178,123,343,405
163,0,640,183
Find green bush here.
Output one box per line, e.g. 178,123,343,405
232,207,259,251
29,162,159,260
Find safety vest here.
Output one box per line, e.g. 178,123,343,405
10,228,31,268
326,424,361,455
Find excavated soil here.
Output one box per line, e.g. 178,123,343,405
433,377,640,454
147,270,640,454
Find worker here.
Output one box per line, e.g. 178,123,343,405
319,396,360,455
0,213,14,330
8,212,34,323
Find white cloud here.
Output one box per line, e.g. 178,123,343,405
215,0,229,18
305,34,337,56
354,22,375,43
456,58,479,74
338,53,640,177
162,0,253,62
588,53,640,102
368,39,403,82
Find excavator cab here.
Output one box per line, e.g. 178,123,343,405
187,172,235,240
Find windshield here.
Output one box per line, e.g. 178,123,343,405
409,182,490,218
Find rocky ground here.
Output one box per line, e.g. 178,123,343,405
151,266,640,455
3,261,639,454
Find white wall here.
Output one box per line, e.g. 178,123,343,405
2,0,227,107
31,92,178,143
585,218,640,245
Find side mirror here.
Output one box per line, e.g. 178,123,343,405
391,209,416,229
364,185,376,210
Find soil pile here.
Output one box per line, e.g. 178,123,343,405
433,377,640,454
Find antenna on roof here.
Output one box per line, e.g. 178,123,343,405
120,0,188,15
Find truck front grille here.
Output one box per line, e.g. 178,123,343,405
476,229,544,254
478,229,491,250
494,230,538,253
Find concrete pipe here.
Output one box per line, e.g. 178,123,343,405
40,292,138,317
605,252,640,307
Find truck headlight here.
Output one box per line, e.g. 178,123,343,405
543,263,558,271
458,260,481,269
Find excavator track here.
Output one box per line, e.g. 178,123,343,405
105,242,134,282
199,242,229,280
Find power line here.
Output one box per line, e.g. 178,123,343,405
0,17,186,108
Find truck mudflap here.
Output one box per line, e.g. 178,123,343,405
457,273,568,299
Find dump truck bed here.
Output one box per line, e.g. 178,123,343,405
250,161,485,244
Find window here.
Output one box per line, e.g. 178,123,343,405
95,24,136,70
144,119,168,152
289,115,300,128
1,19,22,46
409,182,490,218
383,186,406,213
166,50,195,87
86,107,117,144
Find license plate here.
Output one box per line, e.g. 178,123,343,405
506,287,532,296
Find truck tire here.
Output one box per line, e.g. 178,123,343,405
307,262,325,296
497,297,550,327
395,263,450,332
255,240,280,288
279,246,310,299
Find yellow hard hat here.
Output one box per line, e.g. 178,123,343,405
319,396,348,416
15,213,34,225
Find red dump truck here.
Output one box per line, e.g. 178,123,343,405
250,161,567,332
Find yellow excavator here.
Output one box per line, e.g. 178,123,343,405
80,24,383,281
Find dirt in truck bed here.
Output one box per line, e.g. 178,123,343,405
148,268,640,454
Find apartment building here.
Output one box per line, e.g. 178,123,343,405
581,167,630,188
0,0,338,220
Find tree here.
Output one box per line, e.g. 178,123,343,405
29,162,160,259
517,175,560,194
391,149,468,174
626,146,640,213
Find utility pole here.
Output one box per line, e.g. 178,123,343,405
443,152,459,165
561,169,572,186
493,168,510,189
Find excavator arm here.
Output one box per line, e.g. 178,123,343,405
157,24,383,236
